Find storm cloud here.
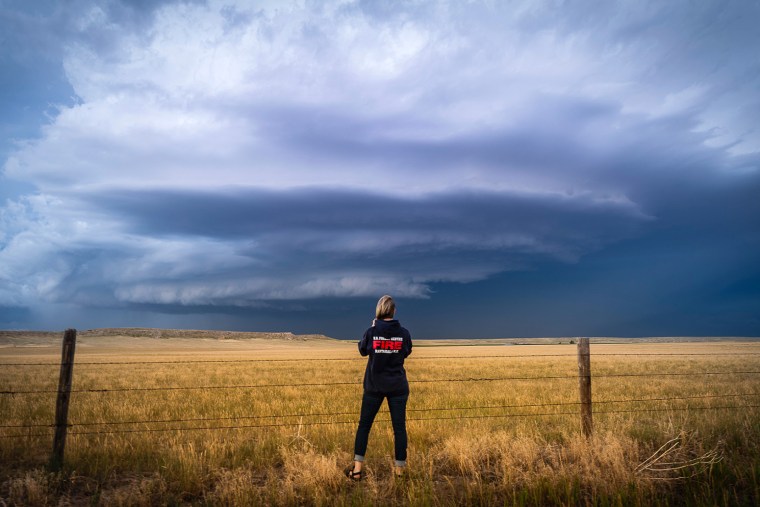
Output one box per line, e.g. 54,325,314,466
0,0,758,337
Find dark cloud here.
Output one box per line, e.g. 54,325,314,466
89,187,645,238
0,304,32,328
85,186,648,278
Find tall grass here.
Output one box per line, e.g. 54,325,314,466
1,340,759,505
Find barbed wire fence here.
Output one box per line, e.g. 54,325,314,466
1,329,759,471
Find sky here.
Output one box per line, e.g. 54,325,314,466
0,0,758,339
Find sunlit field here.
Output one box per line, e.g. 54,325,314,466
1,335,759,506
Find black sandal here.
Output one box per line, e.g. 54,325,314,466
343,464,363,481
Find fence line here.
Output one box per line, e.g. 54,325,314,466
2,403,758,440
2,352,760,367
3,331,760,470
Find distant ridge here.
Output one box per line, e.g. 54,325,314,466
0,328,336,343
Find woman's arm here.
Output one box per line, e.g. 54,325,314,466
358,328,372,356
403,331,412,358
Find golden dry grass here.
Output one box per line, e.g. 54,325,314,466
1,337,759,505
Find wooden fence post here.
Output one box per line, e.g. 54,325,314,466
577,337,592,437
50,328,76,472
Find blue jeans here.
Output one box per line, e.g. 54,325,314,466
353,391,409,467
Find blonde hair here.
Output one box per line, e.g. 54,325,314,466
375,295,396,320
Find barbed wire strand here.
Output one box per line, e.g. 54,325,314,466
2,352,760,367
3,371,760,395
2,404,757,439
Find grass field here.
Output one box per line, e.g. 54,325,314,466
1,334,759,506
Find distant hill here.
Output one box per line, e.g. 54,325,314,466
0,328,336,345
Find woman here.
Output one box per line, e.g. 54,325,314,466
345,295,413,481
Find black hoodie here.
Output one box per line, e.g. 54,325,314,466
358,319,413,396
